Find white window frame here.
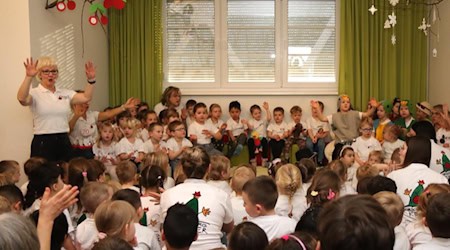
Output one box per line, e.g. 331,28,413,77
162,0,339,96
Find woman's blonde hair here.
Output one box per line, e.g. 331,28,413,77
207,155,230,181
36,56,57,81
417,183,450,218
275,164,302,199
94,200,136,238
143,151,170,178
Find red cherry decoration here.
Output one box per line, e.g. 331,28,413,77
112,0,125,10
56,2,66,11
104,0,113,9
100,15,109,25
67,0,76,10
89,16,98,25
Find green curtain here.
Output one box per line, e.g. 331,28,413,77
339,0,428,110
108,0,163,107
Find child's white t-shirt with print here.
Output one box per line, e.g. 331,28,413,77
247,118,268,138
382,139,405,161
267,122,289,138
306,117,329,136
160,179,233,250
140,195,163,247
142,140,167,154
226,118,248,137
93,141,118,166
206,118,225,130
250,214,297,241
352,136,382,162
116,137,145,158
165,137,193,160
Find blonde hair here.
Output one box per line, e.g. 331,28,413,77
116,161,137,184
275,164,302,199
231,166,256,195
231,163,257,177
360,117,373,128
327,160,347,182
0,160,19,185
373,191,404,227
80,182,112,214
94,200,136,238
120,119,139,137
368,150,384,164
417,183,450,219
143,151,170,178
96,122,117,146
0,196,12,213
36,56,57,81
356,164,379,181
208,155,230,181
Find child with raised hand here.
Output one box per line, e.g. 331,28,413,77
140,165,166,247
394,100,416,139
166,120,193,175
311,95,378,156
111,189,161,250
373,191,410,250
351,117,382,166
138,109,158,142
116,160,139,193
243,176,297,241
230,166,256,225
382,124,405,162
306,101,329,166
274,164,307,222
163,203,199,250
318,195,395,250
415,193,450,250
94,200,138,248
405,183,450,248
142,122,167,154
226,101,248,158
247,102,271,166
228,221,269,250
0,160,20,185
283,105,308,162
93,122,119,177
76,182,112,250
206,103,227,152
328,160,356,196
268,107,290,160
116,119,145,164
374,100,393,142
188,102,223,156
295,169,340,237
206,155,232,195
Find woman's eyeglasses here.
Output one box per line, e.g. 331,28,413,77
41,70,59,75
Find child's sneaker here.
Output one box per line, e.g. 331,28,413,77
233,144,243,156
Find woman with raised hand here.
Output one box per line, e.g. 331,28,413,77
17,56,96,162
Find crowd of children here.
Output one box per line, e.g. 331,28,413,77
2,87,450,250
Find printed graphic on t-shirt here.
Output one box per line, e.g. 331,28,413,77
185,191,211,234
404,180,424,207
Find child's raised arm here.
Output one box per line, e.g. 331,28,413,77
361,98,378,118
311,100,328,122
263,102,272,121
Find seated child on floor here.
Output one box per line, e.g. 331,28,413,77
283,106,309,162
226,101,248,158
268,107,289,160
206,155,232,195
230,166,256,225
247,102,271,166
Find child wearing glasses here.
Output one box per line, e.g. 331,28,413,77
351,117,382,167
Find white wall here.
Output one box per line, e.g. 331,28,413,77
0,1,108,184
429,0,450,105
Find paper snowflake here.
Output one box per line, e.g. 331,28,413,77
368,5,377,15
391,34,396,45
418,18,431,36
388,12,397,27
389,0,399,6
384,20,391,29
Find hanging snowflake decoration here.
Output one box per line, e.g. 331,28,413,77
391,34,397,45
388,12,397,27
369,5,377,15
389,0,400,6
418,18,431,36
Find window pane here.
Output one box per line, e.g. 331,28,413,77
166,0,215,82
228,0,275,82
288,0,335,82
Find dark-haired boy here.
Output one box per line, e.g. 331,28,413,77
163,203,199,250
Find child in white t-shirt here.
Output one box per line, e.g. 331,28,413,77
267,107,290,160
142,122,167,154
230,166,256,225
207,103,227,152
274,164,307,222
116,119,145,164
226,101,248,158
351,117,382,166
247,102,271,166
373,191,411,250
166,120,193,175
283,106,308,162
138,109,158,142
306,101,329,166
188,103,223,156
243,176,297,241
93,122,119,170
185,99,197,129
328,160,356,196
382,123,405,162
206,155,232,195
